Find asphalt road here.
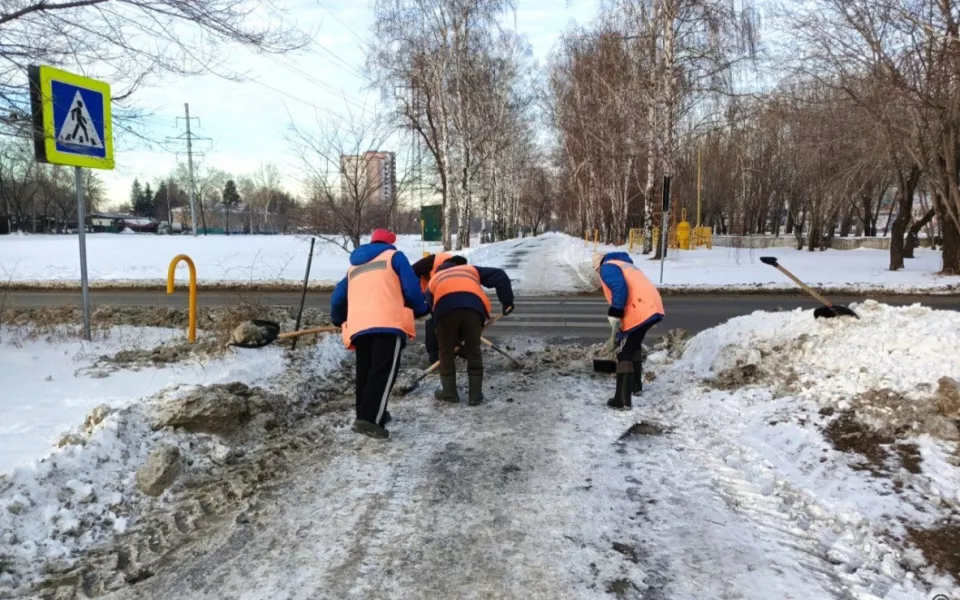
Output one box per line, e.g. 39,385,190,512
4,290,958,343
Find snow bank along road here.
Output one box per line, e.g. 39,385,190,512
5,290,960,343
6,302,960,599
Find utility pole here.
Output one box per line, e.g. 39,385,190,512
168,104,210,236
184,103,197,236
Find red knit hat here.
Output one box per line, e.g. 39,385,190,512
370,228,396,244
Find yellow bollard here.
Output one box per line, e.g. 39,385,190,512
584,229,589,247
593,228,599,252
677,208,691,250
167,254,197,343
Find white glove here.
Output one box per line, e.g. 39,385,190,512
605,317,621,355
608,316,622,332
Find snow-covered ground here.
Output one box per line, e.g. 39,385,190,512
0,322,348,596
0,326,287,474
2,301,959,598
0,232,445,289
3,231,958,294
473,232,960,295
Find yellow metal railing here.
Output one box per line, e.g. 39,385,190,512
167,254,197,343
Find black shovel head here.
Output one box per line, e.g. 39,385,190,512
593,358,617,373
229,319,282,348
814,305,859,319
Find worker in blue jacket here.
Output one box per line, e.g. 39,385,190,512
330,229,429,439
594,251,665,408
426,257,514,406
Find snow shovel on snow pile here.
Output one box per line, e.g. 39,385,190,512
759,256,859,319
227,319,340,349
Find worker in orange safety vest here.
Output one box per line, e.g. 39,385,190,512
412,251,459,364
593,251,665,410
426,257,514,406
330,229,429,439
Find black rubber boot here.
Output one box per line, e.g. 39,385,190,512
632,351,643,397
606,361,634,409
468,371,484,406
434,374,460,403
352,419,389,439
379,411,392,426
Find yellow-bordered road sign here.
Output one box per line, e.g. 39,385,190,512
28,65,114,170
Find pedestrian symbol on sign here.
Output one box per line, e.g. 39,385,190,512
56,91,102,149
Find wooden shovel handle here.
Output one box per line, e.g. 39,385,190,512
773,264,833,307
276,326,340,340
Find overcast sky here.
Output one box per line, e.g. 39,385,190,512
101,0,600,208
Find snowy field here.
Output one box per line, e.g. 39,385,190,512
2,231,959,294
1,301,959,598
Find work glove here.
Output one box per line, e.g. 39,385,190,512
502,304,514,316
607,316,622,333
604,316,621,355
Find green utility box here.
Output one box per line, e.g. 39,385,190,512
420,204,443,242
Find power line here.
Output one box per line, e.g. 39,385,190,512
316,0,368,46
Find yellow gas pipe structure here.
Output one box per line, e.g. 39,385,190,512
166,254,197,343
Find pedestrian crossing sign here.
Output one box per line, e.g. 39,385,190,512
28,65,114,170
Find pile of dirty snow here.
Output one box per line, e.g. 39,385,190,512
680,300,960,441
0,333,348,595
649,300,960,596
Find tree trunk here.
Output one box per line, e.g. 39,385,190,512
839,206,855,237
889,203,910,270
904,208,935,258
883,198,896,237
785,209,794,235
941,220,960,275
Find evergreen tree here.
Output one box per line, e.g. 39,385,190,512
130,179,143,214
142,183,154,217
222,180,241,235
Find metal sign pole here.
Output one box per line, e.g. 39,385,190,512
75,166,91,340
659,175,671,285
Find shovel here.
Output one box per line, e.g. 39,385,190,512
395,314,509,395
228,319,340,349
759,256,859,319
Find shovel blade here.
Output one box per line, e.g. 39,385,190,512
814,305,859,320
593,358,617,374
229,319,282,348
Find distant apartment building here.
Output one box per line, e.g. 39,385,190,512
340,151,397,205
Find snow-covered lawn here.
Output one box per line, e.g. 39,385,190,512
2,231,958,294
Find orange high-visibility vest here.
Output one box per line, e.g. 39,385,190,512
600,260,665,331
428,265,492,317
420,252,453,293
341,249,416,349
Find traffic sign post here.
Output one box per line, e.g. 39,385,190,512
29,65,114,341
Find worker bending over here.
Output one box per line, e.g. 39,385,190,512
594,252,665,410
412,251,459,364
427,257,514,406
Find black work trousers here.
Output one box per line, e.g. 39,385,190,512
353,334,404,426
425,316,439,363
615,321,655,362
435,309,484,377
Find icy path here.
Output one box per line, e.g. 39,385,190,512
102,361,845,600
469,234,598,295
